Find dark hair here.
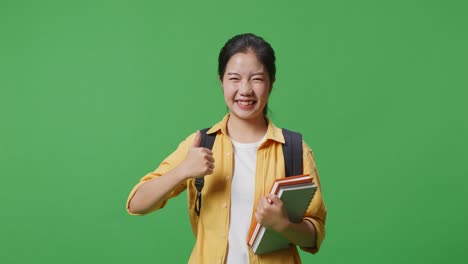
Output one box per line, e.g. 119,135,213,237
218,33,276,115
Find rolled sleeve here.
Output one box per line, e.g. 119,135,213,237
125,133,196,215
300,141,327,254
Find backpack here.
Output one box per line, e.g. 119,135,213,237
194,128,303,216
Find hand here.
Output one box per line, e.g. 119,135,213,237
254,194,290,232
177,131,215,180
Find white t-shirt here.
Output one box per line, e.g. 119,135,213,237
226,135,266,264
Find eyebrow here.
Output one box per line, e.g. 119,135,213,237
250,72,265,77
226,72,265,76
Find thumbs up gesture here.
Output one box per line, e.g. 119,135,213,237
177,131,215,180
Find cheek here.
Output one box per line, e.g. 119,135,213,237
222,86,234,101
223,84,237,97
254,85,270,100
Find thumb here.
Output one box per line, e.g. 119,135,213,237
192,130,201,148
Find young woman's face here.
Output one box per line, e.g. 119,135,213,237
221,50,271,123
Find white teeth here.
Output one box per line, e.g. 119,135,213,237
238,101,254,106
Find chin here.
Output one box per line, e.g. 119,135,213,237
230,109,263,121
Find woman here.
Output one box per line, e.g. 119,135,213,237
126,33,326,264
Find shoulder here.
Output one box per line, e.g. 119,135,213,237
165,132,198,158
280,128,309,148
280,127,314,157
180,131,198,148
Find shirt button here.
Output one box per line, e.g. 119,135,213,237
226,152,231,156
222,202,227,208
226,176,230,180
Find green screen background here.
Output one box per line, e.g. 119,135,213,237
1,0,467,263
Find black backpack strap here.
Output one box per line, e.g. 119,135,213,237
282,129,303,177
194,128,216,216
199,128,216,150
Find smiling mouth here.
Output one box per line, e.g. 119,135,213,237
236,100,255,106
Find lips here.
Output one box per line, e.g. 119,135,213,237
235,100,257,110
236,100,255,106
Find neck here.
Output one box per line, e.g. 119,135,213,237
227,114,268,143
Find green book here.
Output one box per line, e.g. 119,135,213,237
247,175,317,255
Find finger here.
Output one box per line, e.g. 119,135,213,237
205,155,215,163
204,160,214,168
267,198,273,205
207,162,215,170
192,130,201,148
267,194,281,204
201,148,213,156
261,196,272,206
259,208,264,215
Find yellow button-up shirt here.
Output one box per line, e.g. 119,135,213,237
126,115,327,264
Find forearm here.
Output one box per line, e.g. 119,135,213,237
277,219,317,248
128,133,215,215
128,166,187,215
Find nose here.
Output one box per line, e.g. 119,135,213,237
238,81,253,96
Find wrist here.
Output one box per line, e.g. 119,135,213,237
275,218,292,234
172,165,191,181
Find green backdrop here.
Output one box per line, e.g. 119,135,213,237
1,0,467,263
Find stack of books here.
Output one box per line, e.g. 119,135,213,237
247,174,317,255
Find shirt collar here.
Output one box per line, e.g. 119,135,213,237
207,114,285,144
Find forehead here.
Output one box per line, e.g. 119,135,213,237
225,51,265,74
